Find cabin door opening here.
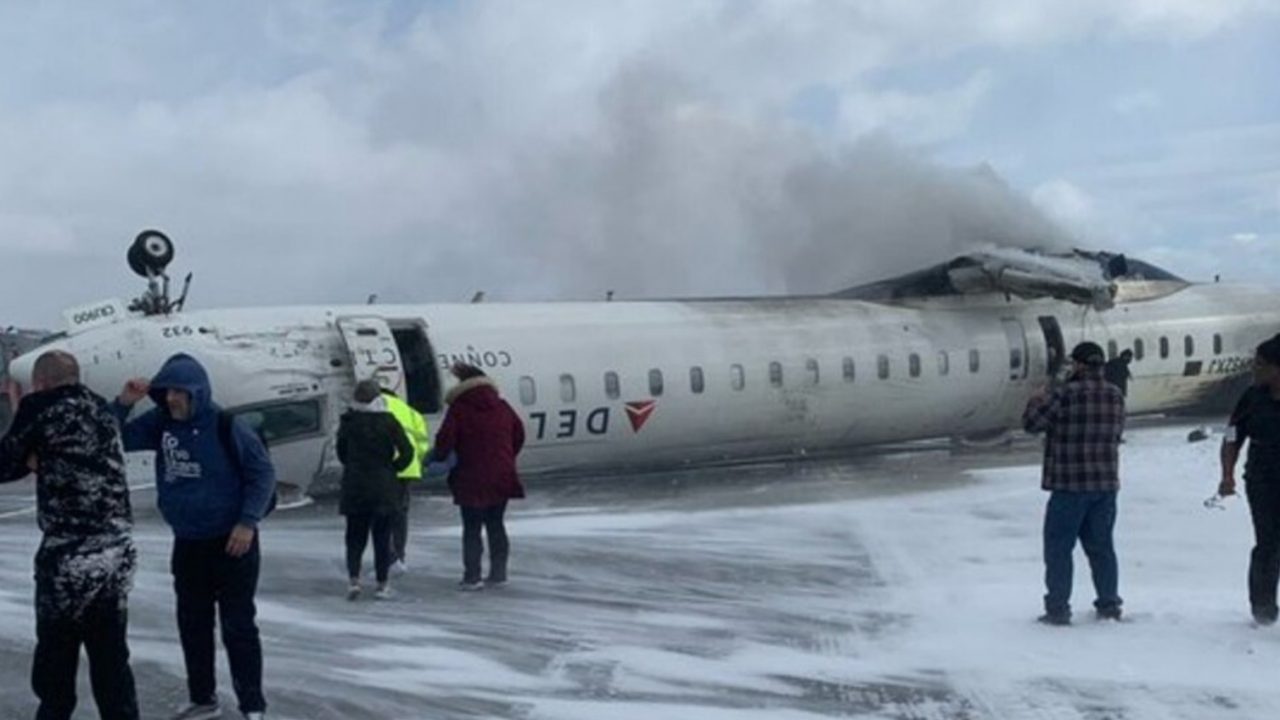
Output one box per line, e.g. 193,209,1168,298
388,321,443,415
1038,316,1065,380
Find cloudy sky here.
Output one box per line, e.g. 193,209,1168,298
2,0,1278,327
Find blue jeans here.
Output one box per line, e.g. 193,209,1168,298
1043,490,1121,617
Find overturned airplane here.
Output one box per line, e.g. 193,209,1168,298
4,232,1272,499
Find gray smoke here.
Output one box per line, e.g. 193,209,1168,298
462,64,1075,301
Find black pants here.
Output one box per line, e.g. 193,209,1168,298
461,503,509,583
32,591,139,720
172,536,265,714
346,512,394,583
391,484,411,562
1247,481,1280,618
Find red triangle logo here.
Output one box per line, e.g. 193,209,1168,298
625,400,656,433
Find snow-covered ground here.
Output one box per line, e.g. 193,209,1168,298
0,419,1273,719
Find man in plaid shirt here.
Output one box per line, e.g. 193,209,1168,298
1023,341,1126,625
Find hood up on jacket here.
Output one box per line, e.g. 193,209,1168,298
147,353,216,424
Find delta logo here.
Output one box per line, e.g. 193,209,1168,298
624,400,656,433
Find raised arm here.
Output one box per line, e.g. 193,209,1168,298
0,398,39,483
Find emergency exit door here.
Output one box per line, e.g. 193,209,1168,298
336,317,407,398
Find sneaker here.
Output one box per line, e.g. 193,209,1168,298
390,559,408,577
169,702,221,720
1037,613,1070,626
346,583,361,601
1253,612,1277,627
374,584,393,600
457,579,484,591
1095,607,1123,621
484,576,508,587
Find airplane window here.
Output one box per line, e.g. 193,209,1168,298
730,364,745,391
1159,337,1169,359
1214,334,1223,356
1134,339,1145,361
1184,335,1195,357
604,371,620,399
909,353,921,378
649,369,664,397
1107,340,1118,359
842,357,855,383
559,374,576,403
519,376,536,406
938,351,950,376
690,366,705,394
969,349,980,373
877,354,890,380
769,362,783,387
805,359,819,386
231,399,322,446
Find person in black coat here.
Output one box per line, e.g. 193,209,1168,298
0,351,139,720
336,380,412,600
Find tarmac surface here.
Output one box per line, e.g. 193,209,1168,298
1,419,1275,719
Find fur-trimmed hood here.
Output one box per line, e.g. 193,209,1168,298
446,376,499,405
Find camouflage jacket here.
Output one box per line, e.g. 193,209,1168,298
0,383,136,620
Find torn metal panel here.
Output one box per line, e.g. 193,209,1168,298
837,247,1187,309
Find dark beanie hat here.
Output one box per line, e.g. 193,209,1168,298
1070,341,1106,367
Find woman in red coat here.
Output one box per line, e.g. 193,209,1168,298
430,364,525,589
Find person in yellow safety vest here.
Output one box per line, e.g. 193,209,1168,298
380,388,429,576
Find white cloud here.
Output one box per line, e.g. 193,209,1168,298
835,70,994,145
0,1,1276,325
1032,179,1097,228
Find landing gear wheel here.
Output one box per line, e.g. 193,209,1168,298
127,229,175,277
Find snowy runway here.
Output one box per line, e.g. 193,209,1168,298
0,421,1275,719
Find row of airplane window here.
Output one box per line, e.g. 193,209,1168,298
1113,333,1222,362
516,348,981,406
514,332,1226,406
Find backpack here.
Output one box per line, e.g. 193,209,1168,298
217,410,279,517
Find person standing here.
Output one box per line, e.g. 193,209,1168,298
113,353,275,720
0,351,139,720
338,381,413,599
430,364,525,590
1024,341,1126,625
1219,334,1280,625
379,387,429,576
1104,349,1134,398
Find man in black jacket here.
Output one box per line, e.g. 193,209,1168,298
1220,333,1280,625
0,350,139,720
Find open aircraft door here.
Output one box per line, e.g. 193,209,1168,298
336,317,407,398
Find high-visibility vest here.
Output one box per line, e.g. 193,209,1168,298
383,392,429,481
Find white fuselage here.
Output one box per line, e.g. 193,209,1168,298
8,281,1275,496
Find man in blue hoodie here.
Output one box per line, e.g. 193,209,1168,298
113,353,275,720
